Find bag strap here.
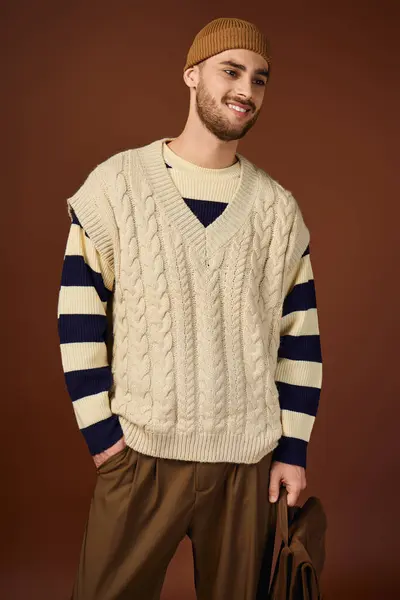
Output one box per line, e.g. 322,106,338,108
276,486,289,546
267,486,290,595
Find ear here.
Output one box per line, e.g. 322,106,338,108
183,66,200,89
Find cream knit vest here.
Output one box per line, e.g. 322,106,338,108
67,138,310,464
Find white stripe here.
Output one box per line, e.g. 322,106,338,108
275,358,322,388
60,342,108,373
57,286,107,317
281,308,320,336
281,409,315,441
72,392,112,429
292,253,313,286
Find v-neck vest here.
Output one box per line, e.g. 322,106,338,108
66,138,310,464
137,139,260,266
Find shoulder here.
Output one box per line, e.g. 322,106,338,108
254,163,298,212
252,162,310,247
239,154,307,224
91,150,131,189
239,152,296,209
243,161,301,233
89,139,158,192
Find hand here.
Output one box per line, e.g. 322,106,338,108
92,437,126,469
269,461,306,507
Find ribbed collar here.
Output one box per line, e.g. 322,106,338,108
135,138,260,266
162,140,241,178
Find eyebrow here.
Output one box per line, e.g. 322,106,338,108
219,60,269,79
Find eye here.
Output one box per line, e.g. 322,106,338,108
254,79,267,86
224,70,237,77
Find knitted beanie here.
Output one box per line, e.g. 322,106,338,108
184,17,271,73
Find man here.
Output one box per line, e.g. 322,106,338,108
57,17,322,600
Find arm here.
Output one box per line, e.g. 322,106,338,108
57,209,124,456
269,242,322,505
273,244,323,469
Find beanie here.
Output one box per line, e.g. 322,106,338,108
184,17,271,73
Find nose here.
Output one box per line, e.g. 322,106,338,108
234,77,253,101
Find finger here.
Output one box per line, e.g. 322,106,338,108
286,485,301,507
268,467,282,503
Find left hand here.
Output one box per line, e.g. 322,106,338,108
269,461,307,507
92,437,127,469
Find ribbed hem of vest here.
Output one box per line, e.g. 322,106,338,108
119,417,281,464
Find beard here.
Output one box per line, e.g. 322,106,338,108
195,78,261,142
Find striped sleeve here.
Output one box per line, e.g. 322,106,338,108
273,245,323,469
57,209,123,455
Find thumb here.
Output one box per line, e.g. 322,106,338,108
269,468,282,503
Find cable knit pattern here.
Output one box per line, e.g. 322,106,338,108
171,231,197,433
115,162,153,426
258,179,301,435
206,249,227,431
65,138,313,464
229,223,253,433
244,176,278,436
189,245,213,431
143,192,177,430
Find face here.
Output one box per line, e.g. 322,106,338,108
188,49,270,142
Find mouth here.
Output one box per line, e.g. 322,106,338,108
226,102,252,118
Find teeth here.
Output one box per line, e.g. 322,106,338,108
228,103,247,113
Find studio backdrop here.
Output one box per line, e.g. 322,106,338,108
2,1,399,599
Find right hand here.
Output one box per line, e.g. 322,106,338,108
92,437,127,469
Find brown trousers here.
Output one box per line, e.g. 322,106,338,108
71,446,275,600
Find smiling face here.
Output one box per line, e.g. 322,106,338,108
186,49,270,142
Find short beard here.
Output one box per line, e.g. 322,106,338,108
195,77,260,142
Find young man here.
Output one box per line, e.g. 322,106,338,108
57,17,323,600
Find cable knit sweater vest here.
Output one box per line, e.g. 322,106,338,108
66,137,310,464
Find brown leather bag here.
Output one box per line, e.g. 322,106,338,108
268,486,328,599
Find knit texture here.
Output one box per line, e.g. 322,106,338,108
184,17,271,72
60,138,320,465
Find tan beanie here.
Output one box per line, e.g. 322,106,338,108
184,17,271,73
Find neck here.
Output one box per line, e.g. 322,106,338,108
168,115,239,169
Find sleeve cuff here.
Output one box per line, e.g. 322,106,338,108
81,415,124,455
272,436,308,468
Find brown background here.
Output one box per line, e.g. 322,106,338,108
2,0,399,598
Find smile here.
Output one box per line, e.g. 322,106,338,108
227,103,250,113
226,103,251,118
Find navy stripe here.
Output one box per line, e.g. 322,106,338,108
71,210,81,227
81,415,124,455
276,381,320,416
61,255,111,302
272,436,308,468
282,280,316,316
58,314,108,344
183,197,228,227
65,366,113,402
278,334,322,363
70,209,90,238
